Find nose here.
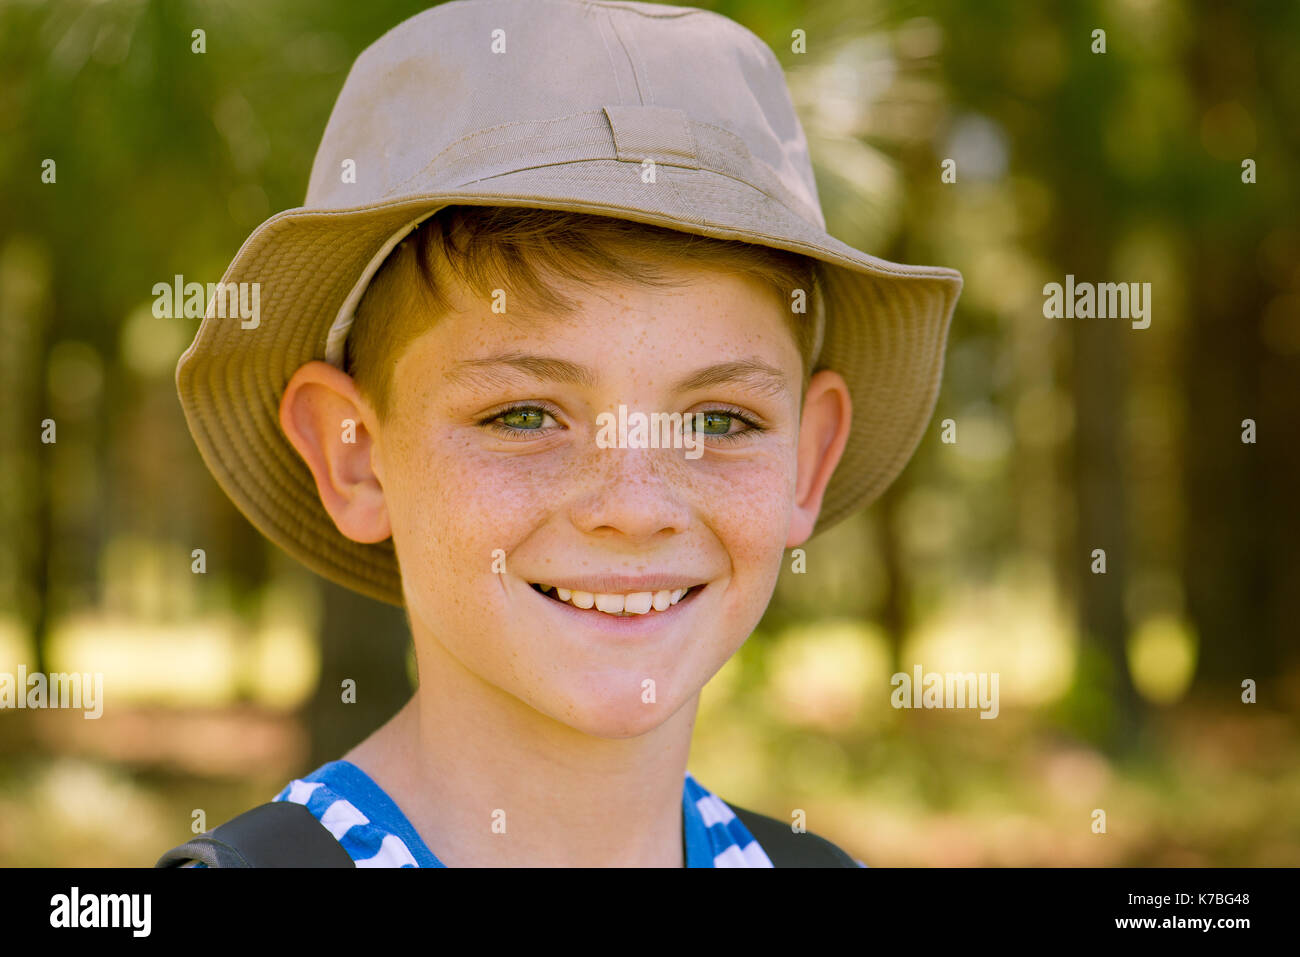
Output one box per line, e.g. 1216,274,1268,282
567,439,694,540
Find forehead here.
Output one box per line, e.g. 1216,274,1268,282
384,254,806,411
447,265,791,347
437,253,779,319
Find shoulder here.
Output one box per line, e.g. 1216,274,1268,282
684,771,865,868
725,801,866,868
274,759,434,867
156,760,430,867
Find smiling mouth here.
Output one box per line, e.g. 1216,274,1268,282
529,582,706,616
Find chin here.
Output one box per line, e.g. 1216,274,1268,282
542,686,684,739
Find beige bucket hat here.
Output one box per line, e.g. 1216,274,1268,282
176,0,963,607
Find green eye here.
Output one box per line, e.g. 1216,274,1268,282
692,411,734,435
499,407,546,430
480,402,563,439
678,408,766,444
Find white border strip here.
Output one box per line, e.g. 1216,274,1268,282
324,211,440,367
809,264,827,369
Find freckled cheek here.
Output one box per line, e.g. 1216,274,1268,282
392,439,571,561
697,455,792,527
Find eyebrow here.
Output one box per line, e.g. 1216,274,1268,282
443,351,790,399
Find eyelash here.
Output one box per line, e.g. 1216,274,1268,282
479,401,765,444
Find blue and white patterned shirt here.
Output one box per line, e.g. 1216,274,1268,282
226,759,778,867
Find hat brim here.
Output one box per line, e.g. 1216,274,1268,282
176,161,962,606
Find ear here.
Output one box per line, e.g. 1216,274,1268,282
278,360,392,544
787,368,852,547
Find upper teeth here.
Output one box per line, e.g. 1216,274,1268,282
532,584,691,615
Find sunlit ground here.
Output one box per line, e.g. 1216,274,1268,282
1,582,1297,866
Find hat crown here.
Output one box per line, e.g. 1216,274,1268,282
305,0,822,225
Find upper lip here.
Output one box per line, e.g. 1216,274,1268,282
527,574,707,594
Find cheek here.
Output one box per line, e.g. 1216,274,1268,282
685,457,792,665
690,452,797,556
385,429,574,568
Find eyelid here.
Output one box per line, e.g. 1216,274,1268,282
687,403,765,429
479,398,565,423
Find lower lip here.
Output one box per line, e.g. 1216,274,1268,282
529,582,707,636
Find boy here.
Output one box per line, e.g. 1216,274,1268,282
164,0,961,867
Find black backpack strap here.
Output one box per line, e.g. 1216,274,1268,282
155,801,356,868
156,795,860,868
730,803,863,867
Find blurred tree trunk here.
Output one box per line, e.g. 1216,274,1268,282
1182,244,1271,688
1038,2,1144,752
305,578,413,771
875,237,916,675
877,481,909,675
0,238,53,676
1067,228,1143,750
1181,0,1289,693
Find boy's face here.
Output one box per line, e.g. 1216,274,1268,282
286,259,851,739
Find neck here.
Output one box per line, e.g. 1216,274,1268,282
344,630,699,867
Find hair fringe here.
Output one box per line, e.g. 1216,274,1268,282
349,205,821,417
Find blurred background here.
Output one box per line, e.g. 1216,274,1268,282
1,0,1297,866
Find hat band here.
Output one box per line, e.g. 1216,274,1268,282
381,106,825,230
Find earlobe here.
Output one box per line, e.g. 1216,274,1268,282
787,369,852,547
279,361,392,544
